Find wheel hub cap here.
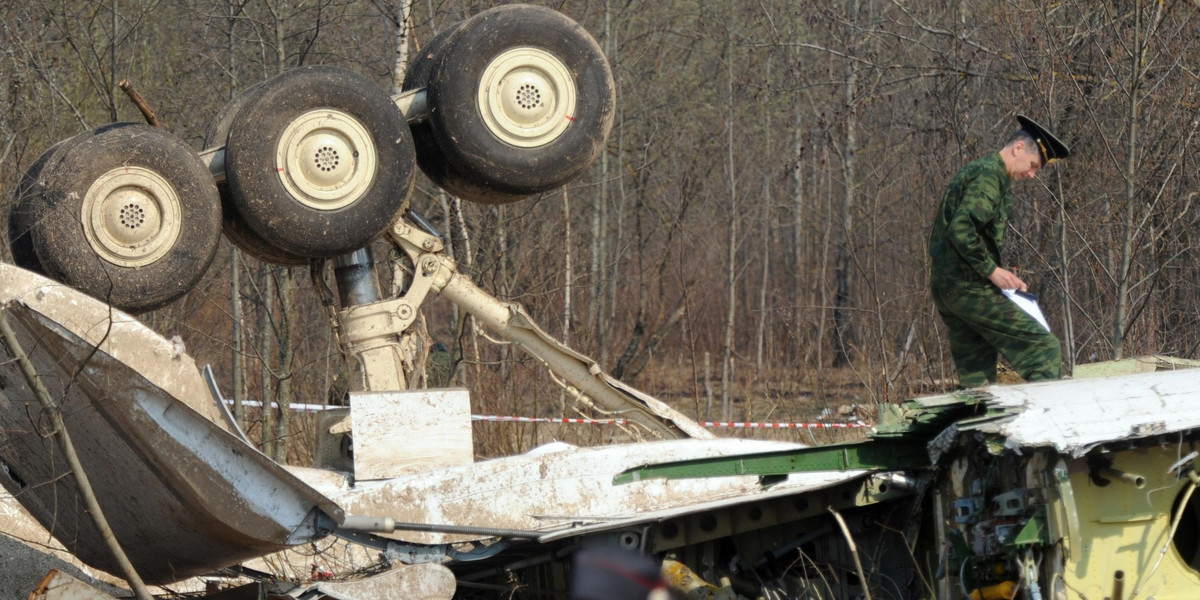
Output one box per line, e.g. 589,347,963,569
276,109,377,210
478,47,577,148
81,166,182,267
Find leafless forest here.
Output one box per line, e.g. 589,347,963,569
2,1,1198,458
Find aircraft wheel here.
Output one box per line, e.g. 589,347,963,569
7,139,72,275
420,4,615,203
224,65,416,258
403,22,525,203
205,82,309,266
28,123,222,312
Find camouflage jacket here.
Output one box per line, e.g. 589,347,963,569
928,153,1011,291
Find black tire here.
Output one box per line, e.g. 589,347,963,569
8,139,72,274
404,22,466,95
224,65,416,258
421,5,615,202
205,82,309,266
405,22,528,204
7,195,41,273
27,123,222,313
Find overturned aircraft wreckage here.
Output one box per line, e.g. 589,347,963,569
6,4,1200,599
7,250,1200,600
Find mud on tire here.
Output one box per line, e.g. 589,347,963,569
7,139,71,275
224,65,416,258
417,4,616,203
25,123,222,313
205,82,309,266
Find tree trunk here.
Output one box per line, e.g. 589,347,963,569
273,0,287,73
832,0,859,367
720,0,738,418
1057,175,1074,372
438,189,459,353
604,3,624,365
756,56,773,375
562,187,573,345
450,196,481,386
231,251,244,429
703,351,713,422
590,171,606,357
268,7,291,460
274,268,296,463
226,0,245,430
497,204,510,367
816,144,833,368
561,187,573,412
590,0,613,364
1113,0,1143,360
791,99,806,365
391,0,413,94
259,266,275,456
757,176,771,374
108,0,118,122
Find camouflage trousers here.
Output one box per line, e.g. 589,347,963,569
932,284,1062,388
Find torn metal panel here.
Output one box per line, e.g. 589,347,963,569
330,438,865,545
874,390,988,437
0,266,343,584
0,263,234,431
1072,355,1200,379
537,468,885,544
281,465,353,499
959,369,1200,456
613,438,929,484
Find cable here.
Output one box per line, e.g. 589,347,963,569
959,556,972,599
1129,471,1198,599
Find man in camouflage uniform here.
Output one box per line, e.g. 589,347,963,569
929,115,1070,387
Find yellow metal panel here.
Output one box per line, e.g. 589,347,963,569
1059,446,1200,598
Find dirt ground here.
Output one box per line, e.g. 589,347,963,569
0,533,129,599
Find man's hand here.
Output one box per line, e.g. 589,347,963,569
988,267,1028,291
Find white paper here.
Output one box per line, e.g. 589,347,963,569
1003,290,1050,332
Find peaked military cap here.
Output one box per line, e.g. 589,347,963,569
1016,115,1070,165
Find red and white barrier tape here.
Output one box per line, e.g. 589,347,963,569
220,401,870,428
224,399,333,413
472,415,870,429
472,415,629,425
698,421,869,429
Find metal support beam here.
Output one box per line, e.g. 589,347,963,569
613,440,931,484
385,217,710,440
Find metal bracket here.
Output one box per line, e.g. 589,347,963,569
384,542,448,565
334,219,454,391
338,219,450,341
326,213,707,439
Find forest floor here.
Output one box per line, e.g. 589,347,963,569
0,534,129,600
